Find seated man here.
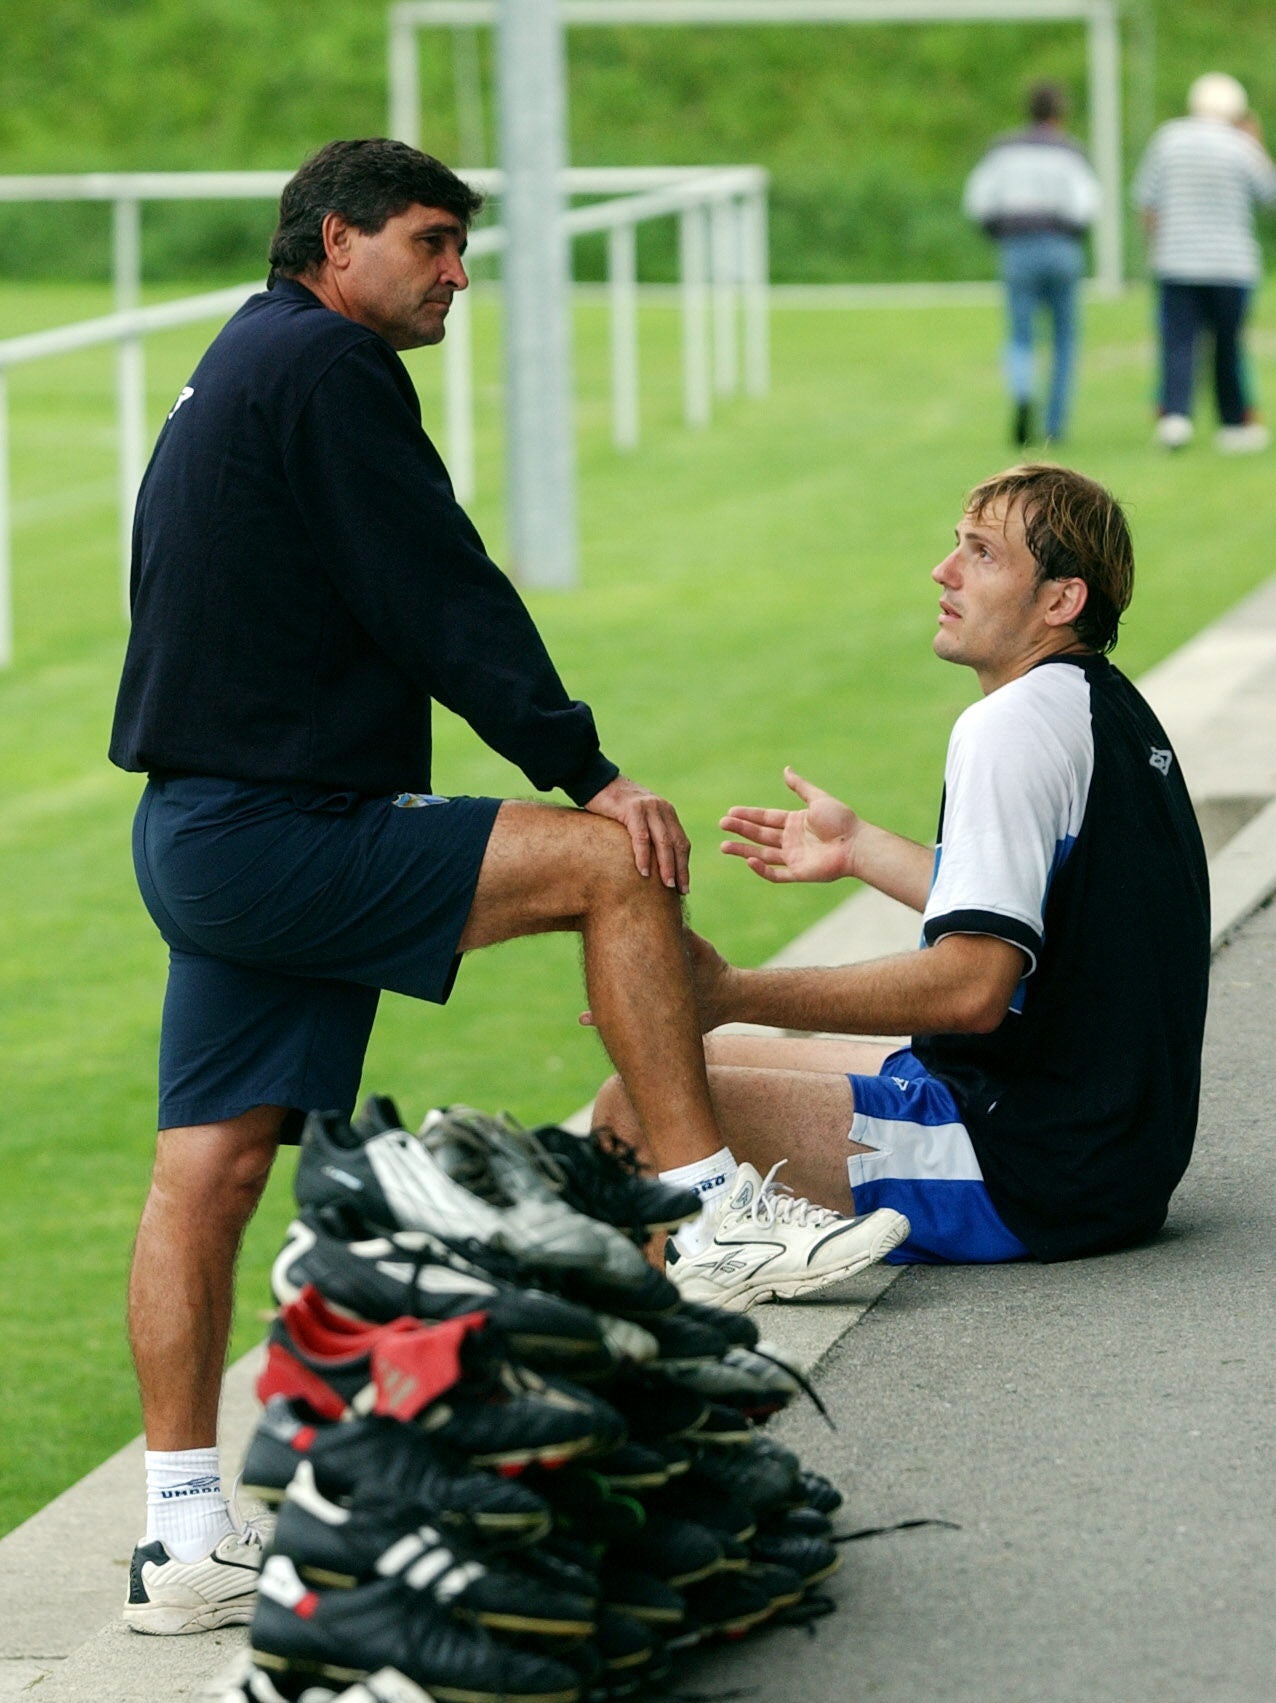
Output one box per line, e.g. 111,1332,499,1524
594,464,1211,1308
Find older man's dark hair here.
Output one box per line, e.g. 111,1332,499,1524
268,138,484,285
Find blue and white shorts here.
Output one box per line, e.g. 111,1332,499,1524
846,1049,1030,1265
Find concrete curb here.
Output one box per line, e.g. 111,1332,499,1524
1207,796,1276,949
5,573,1276,1700
0,1353,264,1701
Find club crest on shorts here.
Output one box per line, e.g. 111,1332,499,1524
392,792,447,808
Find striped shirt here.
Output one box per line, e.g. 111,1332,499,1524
1132,116,1276,284
963,127,1100,239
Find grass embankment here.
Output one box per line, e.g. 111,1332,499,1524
2,281,1275,1533
2,0,1275,282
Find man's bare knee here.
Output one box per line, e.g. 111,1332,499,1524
461,802,673,950
150,1106,285,1226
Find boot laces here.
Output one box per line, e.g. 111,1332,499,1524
225,1476,274,1548
749,1161,844,1231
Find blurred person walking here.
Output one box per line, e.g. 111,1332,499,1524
964,81,1101,447
1133,72,1276,452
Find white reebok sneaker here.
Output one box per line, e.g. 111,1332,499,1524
667,1161,909,1313
123,1525,264,1635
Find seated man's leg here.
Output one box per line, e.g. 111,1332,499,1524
597,1030,895,1206
685,1036,1026,1270
594,1048,866,1213
459,800,724,1170
705,1030,896,1077
595,1050,910,1309
595,1039,1028,1284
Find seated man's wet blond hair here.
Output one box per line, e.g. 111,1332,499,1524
965,464,1134,654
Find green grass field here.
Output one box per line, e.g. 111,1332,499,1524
2,279,1275,1535
5,0,1276,284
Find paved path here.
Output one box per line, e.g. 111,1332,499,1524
3,575,1275,1701
679,897,1276,1703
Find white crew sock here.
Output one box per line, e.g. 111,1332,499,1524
144,1447,235,1562
661,1146,738,1257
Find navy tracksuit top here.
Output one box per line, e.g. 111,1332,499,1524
110,278,618,806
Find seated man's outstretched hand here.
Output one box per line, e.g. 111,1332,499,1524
720,765,858,884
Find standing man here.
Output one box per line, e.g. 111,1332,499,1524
964,81,1101,446
110,139,905,1635
1133,72,1276,452
594,465,1210,1309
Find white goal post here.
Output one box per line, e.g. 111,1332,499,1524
387,0,1124,294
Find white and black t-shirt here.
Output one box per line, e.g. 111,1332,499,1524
913,654,1209,1261
963,125,1101,240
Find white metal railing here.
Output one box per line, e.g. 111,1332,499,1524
0,283,261,668
0,164,769,665
388,0,1124,296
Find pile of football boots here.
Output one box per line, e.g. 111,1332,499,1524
231,1098,848,1703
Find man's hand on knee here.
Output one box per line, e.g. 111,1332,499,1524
584,774,691,895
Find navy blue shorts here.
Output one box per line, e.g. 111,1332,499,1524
133,776,502,1136
846,1049,1030,1265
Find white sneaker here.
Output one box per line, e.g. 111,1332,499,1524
1216,422,1269,453
667,1161,910,1312
1155,413,1194,449
123,1524,264,1635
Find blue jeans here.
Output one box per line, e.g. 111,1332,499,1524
1156,281,1252,425
1000,233,1086,440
